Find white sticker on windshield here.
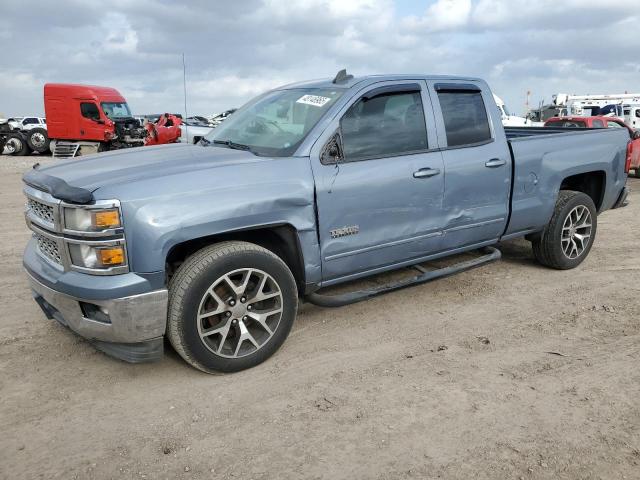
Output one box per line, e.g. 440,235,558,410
296,95,332,107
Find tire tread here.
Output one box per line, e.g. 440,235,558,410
167,241,295,374
532,190,596,270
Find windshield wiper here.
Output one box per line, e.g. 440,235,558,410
212,139,254,153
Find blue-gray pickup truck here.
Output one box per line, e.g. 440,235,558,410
22,71,631,373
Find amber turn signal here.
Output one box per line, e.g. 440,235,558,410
92,210,120,229
98,247,125,266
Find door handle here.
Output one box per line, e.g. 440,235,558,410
413,167,441,178
485,158,506,168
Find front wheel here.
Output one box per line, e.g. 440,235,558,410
532,190,597,270
167,241,298,373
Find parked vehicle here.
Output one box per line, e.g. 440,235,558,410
180,119,214,144
44,84,182,158
493,94,542,126
23,72,630,373
545,115,640,177
9,117,47,131
207,109,236,128
7,117,24,130
0,119,43,156
623,104,640,129
528,104,568,123
553,93,640,117
1,116,49,155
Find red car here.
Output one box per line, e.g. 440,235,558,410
545,116,640,177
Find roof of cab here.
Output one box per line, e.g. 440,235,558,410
276,73,485,91
44,83,126,101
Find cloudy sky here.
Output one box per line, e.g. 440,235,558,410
2,0,639,117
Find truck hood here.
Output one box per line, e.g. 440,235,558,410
33,143,263,196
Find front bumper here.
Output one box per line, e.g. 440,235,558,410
27,271,168,363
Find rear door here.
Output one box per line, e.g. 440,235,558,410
310,81,446,282
428,81,511,248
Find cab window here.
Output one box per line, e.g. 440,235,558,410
592,119,604,128
80,103,100,121
437,91,492,147
607,121,623,129
340,90,427,161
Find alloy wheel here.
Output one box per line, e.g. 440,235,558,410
561,205,592,259
197,268,283,358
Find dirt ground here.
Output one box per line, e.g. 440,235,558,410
0,154,639,480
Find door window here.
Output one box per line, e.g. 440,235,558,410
80,102,100,121
592,119,605,128
607,121,623,128
340,90,427,161
23,117,38,125
437,91,492,147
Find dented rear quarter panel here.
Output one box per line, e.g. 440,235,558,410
506,128,629,236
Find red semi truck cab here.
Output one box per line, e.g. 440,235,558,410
44,84,127,142
44,83,181,158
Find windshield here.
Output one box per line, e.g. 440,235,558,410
101,102,132,119
204,88,344,156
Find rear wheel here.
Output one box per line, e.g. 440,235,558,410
532,190,597,269
167,241,298,373
4,133,30,156
25,127,49,154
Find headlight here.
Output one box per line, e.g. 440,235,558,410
64,207,121,232
68,243,126,269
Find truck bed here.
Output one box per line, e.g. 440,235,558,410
503,126,629,237
504,126,600,139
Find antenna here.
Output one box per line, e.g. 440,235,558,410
332,69,353,84
182,53,188,140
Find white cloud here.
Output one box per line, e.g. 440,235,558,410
404,0,472,31
1,0,639,117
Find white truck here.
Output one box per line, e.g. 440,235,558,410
553,93,640,117
8,117,47,131
493,95,542,127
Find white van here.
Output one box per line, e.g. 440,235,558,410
623,104,640,129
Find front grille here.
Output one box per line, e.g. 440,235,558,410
27,198,55,225
34,232,62,265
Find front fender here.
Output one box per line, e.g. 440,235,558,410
116,156,321,284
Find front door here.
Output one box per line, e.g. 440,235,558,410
76,100,105,140
311,81,446,283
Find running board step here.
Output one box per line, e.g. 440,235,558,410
305,247,501,308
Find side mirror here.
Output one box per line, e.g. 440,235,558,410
633,130,640,140
322,135,342,164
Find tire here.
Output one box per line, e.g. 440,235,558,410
25,127,50,153
167,241,298,373
4,133,30,156
532,190,597,270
